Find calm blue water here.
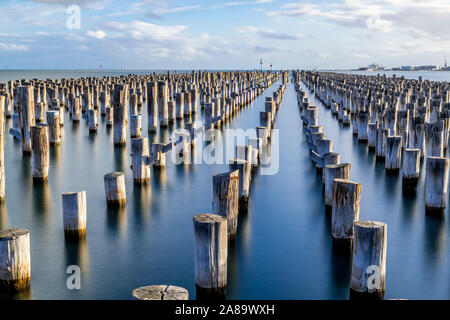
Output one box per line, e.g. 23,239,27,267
0,70,449,300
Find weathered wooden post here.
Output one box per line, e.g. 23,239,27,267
331,179,361,242
106,107,113,127
100,91,108,115
46,110,61,145
175,92,184,119
402,149,421,192
425,156,449,214
184,91,192,117
376,127,389,159
71,97,81,122
193,214,227,298
324,163,351,208
88,109,98,132
385,136,402,173
350,221,387,300
35,102,44,123
425,124,444,157
317,139,333,158
62,191,87,239
18,86,35,153
368,122,378,150
212,171,239,239
0,228,31,292
151,143,166,168
129,93,138,115
322,152,340,184
0,100,4,201
147,82,158,133
229,159,251,203
358,112,369,141
113,85,128,145
31,124,49,182
168,100,176,123
158,81,169,127
130,114,142,138
191,88,198,113
131,138,151,184
132,285,189,300
104,172,126,206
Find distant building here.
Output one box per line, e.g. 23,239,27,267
415,65,437,71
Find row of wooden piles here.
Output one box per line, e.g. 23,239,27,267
297,70,450,215
293,70,387,300
132,71,290,300
0,70,286,296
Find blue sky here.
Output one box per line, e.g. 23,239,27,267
0,0,449,69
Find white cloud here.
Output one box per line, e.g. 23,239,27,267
87,30,107,39
0,42,29,51
235,26,305,40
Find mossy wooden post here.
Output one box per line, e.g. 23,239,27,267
402,149,421,191
425,156,449,214
0,228,31,292
229,159,251,203
158,81,169,127
385,136,402,173
88,109,98,132
350,221,387,300
62,191,87,239
18,86,35,153
46,110,61,145
324,163,351,208
151,143,166,168
332,179,361,242
104,172,126,206
193,214,227,297
130,114,142,138
131,138,151,184
31,124,49,182
212,171,239,239
0,99,4,201
147,82,158,133
132,285,189,300
113,85,128,145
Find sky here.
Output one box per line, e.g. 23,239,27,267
0,0,449,70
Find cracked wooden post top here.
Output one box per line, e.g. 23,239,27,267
132,285,188,300
0,228,31,292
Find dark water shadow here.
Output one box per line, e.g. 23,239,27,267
424,213,446,265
